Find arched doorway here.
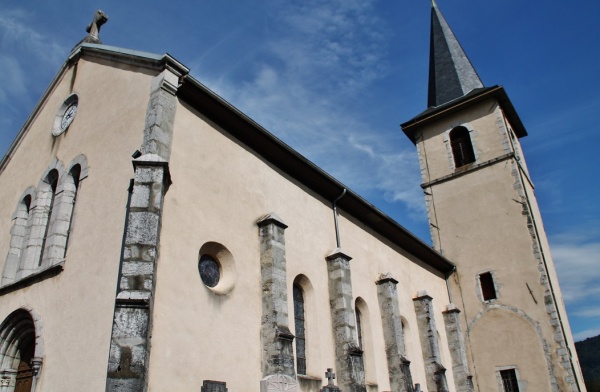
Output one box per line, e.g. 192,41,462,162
14,338,34,392
0,309,42,392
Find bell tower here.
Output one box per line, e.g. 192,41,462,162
401,2,586,391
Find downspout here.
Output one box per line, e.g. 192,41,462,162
445,266,456,304
332,189,347,249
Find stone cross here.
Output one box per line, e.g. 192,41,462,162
326,368,336,386
260,374,298,392
84,10,108,44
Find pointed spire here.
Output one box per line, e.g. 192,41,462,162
428,1,483,107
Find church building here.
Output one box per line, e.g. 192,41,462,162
0,4,586,392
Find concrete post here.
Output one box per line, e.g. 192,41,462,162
413,291,449,392
326,249,366,392
376,273,414,392
257,213,296,378
442,304,473,392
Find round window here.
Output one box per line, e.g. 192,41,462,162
198,242,236,294
52,94,79,136
198,254,220,288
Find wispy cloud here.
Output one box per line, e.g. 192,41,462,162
552,238,600,304
0,6,68,140
268,0,388,96
0,56,26,104
573,306,600,319
573,327,600,342
0,9,65,64
199,0,424,216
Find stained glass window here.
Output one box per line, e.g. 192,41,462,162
198,254,220,288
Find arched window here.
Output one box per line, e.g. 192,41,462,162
400,318,407,356
14,169,59,280
42,164,81,267
355,298,376,384
1,193,33,286
293,284,306,375
450,126,475,168
0,309,43,391
3,157,86,285
39,170,59,267
355,307,364,351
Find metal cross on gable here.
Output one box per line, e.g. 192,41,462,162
325,368,336,386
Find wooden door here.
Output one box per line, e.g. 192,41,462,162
14,341,34,392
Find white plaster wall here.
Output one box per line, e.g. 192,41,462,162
149,101,455,391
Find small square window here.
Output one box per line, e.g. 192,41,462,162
479,272,497,301
500,369,520,392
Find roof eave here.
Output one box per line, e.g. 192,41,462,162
178,75,455,274
69,43,189,76
1,43,455,275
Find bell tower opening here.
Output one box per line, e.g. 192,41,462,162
449,126,475,168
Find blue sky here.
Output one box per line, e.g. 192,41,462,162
1,1,599,341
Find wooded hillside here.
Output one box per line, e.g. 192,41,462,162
575,334,600,391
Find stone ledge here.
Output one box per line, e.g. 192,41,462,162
325,248,352,261
375,272,398,285
257,212,287,229
0,261,65,296
421,152,514,188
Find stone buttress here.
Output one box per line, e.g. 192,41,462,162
442,304,473,392
326,250,366,392
376,273,415,392
257,213,296,378
413,291,449,392
105,67,181,391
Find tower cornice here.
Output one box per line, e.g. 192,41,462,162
401,86,527,144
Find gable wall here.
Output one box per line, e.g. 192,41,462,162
0,57,155,390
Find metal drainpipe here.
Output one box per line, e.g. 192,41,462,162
445,266,456,304
332,189,347,249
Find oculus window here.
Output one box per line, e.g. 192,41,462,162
198,254,220,288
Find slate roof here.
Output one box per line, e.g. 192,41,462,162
402,2,527,144
428,0,484,108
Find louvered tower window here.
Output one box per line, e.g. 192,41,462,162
450,126,476,168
